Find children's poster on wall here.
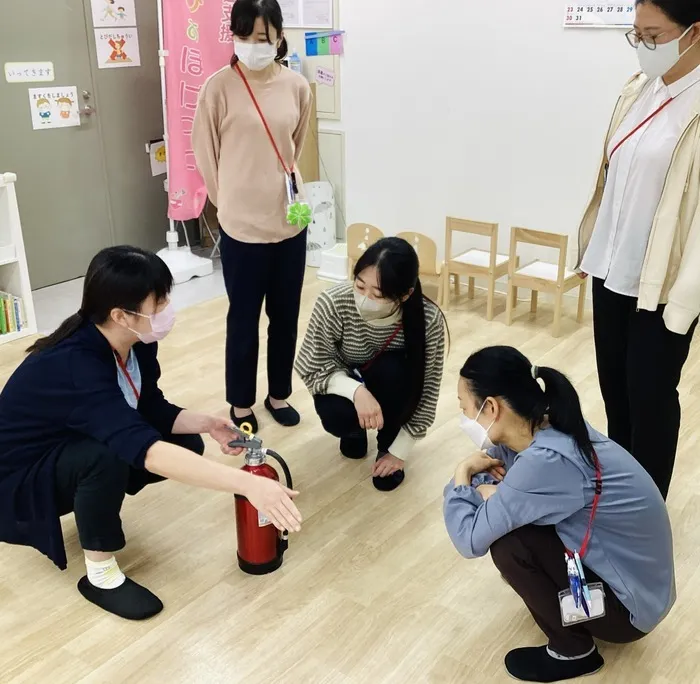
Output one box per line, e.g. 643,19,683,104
280,0,333,28
91,0,137,28
149,140,167,177
564,3,635,27
94,29,141,68
28,86,80,131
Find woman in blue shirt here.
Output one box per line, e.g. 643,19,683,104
443,346,674,683
0,246,301,621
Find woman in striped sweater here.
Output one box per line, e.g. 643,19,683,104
295,237,446,491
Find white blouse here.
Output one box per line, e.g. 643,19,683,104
582,65,700,298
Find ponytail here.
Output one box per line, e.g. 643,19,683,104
461,346,594,464
26,312,83,355
400,279,427,423
536,366,594,463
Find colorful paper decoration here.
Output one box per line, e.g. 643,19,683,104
305,30,344,57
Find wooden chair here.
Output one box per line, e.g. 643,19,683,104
444,217,516,320
396,231,446,307
506,228,587,338
346,223,384,279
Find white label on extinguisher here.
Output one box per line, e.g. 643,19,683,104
258,510,272,527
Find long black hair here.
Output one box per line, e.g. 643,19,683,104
354,237,446,423
636,1,700,26
230,0,288,62
27,246,173,355
460,346,595,463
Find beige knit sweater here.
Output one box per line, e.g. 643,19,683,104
192,64,313,244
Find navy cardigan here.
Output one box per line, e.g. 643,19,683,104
0,323,182,569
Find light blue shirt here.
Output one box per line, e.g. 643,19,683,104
115,350,142,409
443,424,675,634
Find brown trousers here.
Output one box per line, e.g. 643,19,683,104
491,525,645,656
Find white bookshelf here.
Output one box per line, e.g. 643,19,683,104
0,172,37,346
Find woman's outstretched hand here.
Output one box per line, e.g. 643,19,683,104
244,476,302,533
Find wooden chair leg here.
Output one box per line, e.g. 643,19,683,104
486,278,496,321
437,272,445,309
530,290,538,314
468,277,475,300
511,287,518,309
454,275,461,297
506,282,515,326
552,288,564,338
577,280,587,323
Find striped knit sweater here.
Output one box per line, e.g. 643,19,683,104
295,283,445,459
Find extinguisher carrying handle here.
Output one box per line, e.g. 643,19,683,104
265,449,293,490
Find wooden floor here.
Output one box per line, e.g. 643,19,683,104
1,273,699,684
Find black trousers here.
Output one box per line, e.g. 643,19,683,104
491,525,645,657
220,228,307,408
313,351,411,453
55,433,205,553
592,278,697,499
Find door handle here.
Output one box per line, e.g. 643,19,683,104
79,105,95,116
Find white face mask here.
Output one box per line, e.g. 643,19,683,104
235,41,278,71
637,25,695,79
460,401,496,451
354,289,398,322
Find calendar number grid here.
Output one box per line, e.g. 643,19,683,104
564,2,635,27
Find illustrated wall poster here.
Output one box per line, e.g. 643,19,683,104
163,0,233,220
564,3,635,27
94,29,141,68
150,140,167,176
279,0,333,28
28,86,80,130
91,0,137,28
5,62,55,83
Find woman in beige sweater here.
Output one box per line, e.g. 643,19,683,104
577,0,700,499
193,0,313,434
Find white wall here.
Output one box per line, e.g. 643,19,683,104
339,0,639,262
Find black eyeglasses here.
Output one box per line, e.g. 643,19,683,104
625,29,673,50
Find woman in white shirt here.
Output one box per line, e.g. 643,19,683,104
577,0,700,499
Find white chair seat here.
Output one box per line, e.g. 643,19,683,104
515,260,575,282
452,249,509,268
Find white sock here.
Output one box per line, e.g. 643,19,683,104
546,645,596,661
85,555,126,590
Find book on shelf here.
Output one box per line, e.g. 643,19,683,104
0,291,26,335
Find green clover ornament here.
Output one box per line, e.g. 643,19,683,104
287,201,312,229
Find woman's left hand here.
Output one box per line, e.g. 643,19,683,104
208,416,245,456
372,453,404,477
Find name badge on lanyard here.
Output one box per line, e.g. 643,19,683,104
559,451,607,626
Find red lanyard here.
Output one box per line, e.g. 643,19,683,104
115,351,140,402
608,97,674,164
567,451,602,560
361,324,403,372
234,62,297,192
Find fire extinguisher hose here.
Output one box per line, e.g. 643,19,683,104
265,449,293,490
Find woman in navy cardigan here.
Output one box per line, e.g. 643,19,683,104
0,246,302,620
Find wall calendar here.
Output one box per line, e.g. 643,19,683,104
564,3,635,27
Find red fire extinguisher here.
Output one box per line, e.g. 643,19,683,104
228,427,293,575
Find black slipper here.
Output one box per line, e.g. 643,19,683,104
505,645,604,682
77,576,163,620
264,397,300,427
372,452,405,492
340,431,368,459
230,407,258,435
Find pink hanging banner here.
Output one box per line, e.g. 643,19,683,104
163,0,234,220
